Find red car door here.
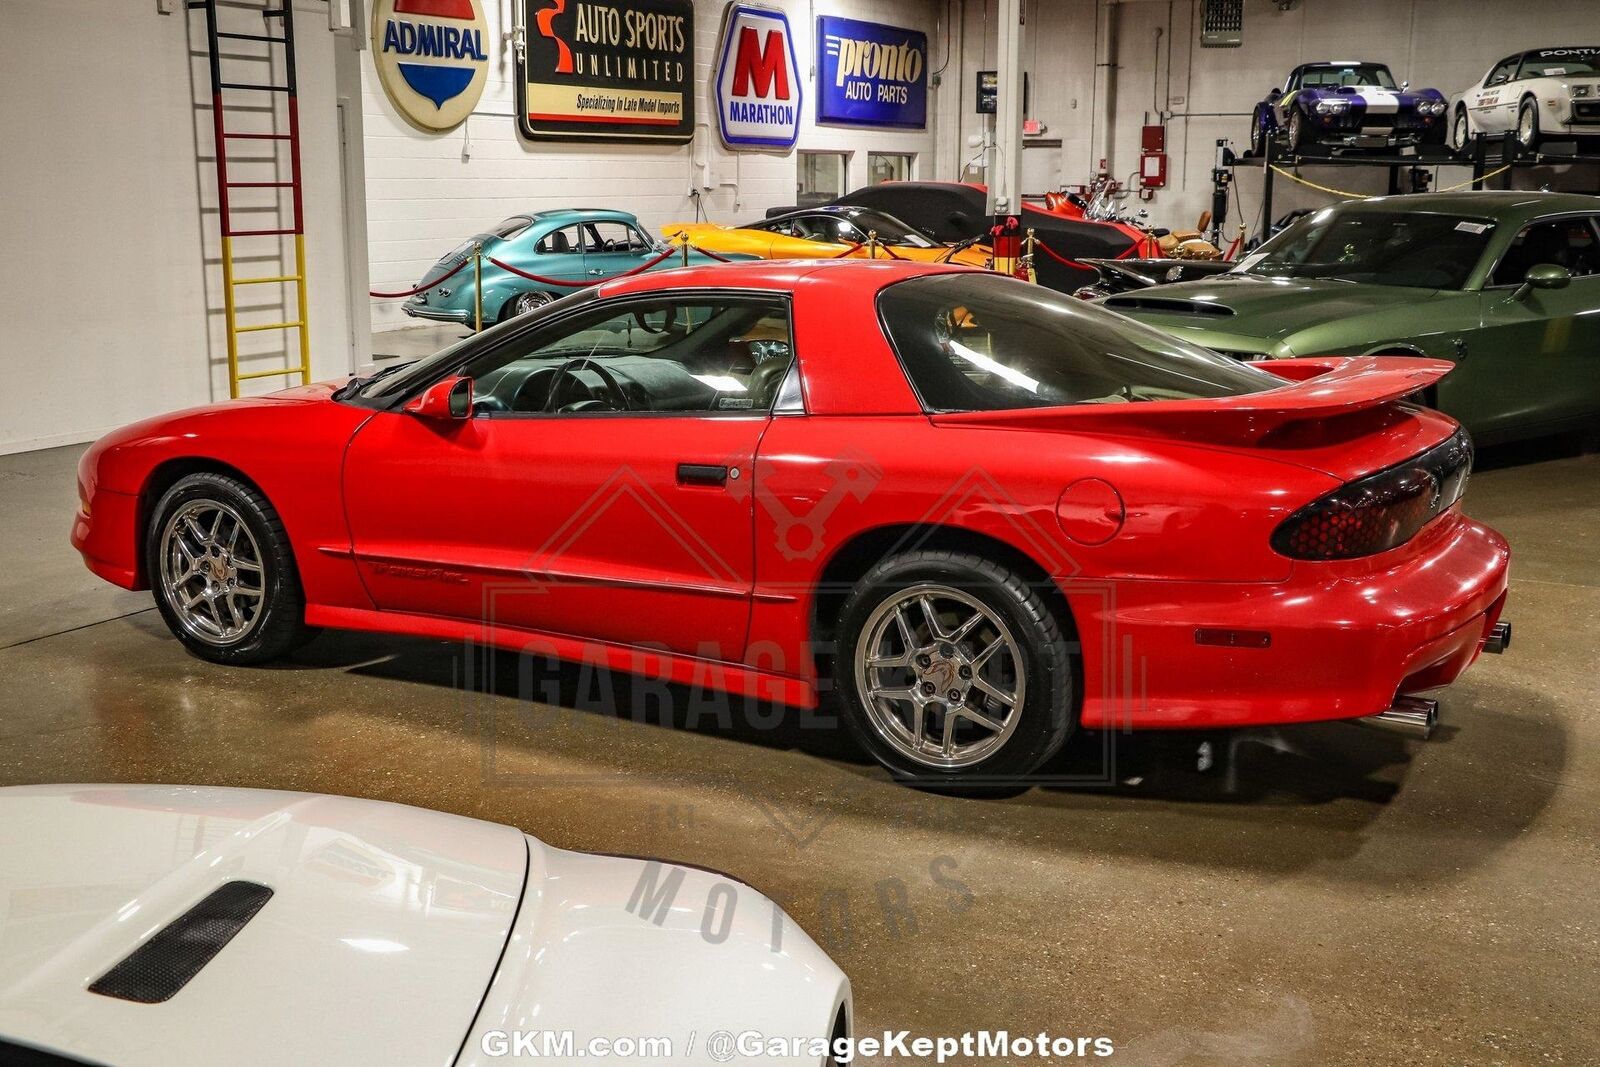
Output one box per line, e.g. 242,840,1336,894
341,293,796,663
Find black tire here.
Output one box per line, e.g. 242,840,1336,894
1517,97,1540,150
1286,109,1307,152
145,472,310,665
833,550,1075,784
1451,106,1470,153
1249,109,1268,157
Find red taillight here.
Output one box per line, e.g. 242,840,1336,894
1272,429,1472,561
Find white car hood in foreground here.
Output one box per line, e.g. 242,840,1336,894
0,785,527,1066
0,786,848,1067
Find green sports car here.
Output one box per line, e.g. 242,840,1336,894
1102,191,1600,444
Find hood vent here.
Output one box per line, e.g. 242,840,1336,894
1103,296,1235,317
89,881,273,1004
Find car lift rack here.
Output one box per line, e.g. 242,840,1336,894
190,0,310,398
1236,132,1600,244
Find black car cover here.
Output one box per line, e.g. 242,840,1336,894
829,183,1143,293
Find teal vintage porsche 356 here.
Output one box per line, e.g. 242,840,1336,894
403,208,742,327
1103,191,1600,444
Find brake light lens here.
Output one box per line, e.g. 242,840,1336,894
1272,428,1472,560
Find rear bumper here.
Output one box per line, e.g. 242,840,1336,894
402,299,471,324
1073,513,1510,729
71,487,143,590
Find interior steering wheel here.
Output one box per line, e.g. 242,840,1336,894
542,357,633,413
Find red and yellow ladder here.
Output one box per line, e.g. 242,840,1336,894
192,0,310,397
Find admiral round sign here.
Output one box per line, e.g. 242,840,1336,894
372,0,490,132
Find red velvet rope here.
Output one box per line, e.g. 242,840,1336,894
368,256,471,298
688,244,735,263
832,242,866,259
486,247,677,287
1032,240,1094,270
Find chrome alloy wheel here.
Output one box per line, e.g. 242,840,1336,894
512,290,555,316
158,499,266,647
1517,104,1537,146
854,583,1027,769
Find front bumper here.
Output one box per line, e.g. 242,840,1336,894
1072,512,1510,729
71,486,143,590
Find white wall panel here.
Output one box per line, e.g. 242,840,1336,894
363,0,944,330
0,0,365,455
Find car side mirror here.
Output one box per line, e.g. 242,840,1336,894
404,376,473,420
1515,263,1572,299
1266,87,1281,100
1400,80,1410,91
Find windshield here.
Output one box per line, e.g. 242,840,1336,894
349,289,603,404
758,210,938,248
1519,49,1600,78
878,274,1284,412
837,211,938,247
1230,209,1495,289
1299,64,1396,89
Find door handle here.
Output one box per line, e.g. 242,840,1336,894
587,268,606,276
677,463,729,487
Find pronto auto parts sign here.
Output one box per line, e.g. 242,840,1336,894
518,0,694,143
372,0,490,132
714,3,802,150
816,15,927,129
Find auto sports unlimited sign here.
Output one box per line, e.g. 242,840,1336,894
372,0,490,132
518,0,694,142
714,3,802,150
816,15,927,129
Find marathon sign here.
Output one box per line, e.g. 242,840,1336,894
518,0,695,143
816,15,927,129
714,3,802,150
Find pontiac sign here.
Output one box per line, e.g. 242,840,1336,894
518,0,695,143
816,15,927,129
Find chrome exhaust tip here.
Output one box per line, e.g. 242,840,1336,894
1483,621,1511,655
1361,696,1439,740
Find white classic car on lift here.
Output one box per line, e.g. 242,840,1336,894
0,785,849,1066
1451,46,1600,150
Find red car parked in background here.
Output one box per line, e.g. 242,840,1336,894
73,261,1510,784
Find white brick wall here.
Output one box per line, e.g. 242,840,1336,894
364,0,944,330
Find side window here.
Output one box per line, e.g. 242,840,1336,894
585,222,652,253
1487,58,1518,86
460,297,795,416
534,226,581,255
1492,218,1600,285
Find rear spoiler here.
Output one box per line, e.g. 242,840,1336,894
929,356,1452,444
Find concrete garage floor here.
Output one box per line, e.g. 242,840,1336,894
1,437,1597,1066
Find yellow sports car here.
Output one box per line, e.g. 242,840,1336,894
664,206,991,267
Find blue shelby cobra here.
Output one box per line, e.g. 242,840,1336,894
403,209,741,326
1251,61,1449,155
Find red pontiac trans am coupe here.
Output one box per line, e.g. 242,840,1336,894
73,261,1511,783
